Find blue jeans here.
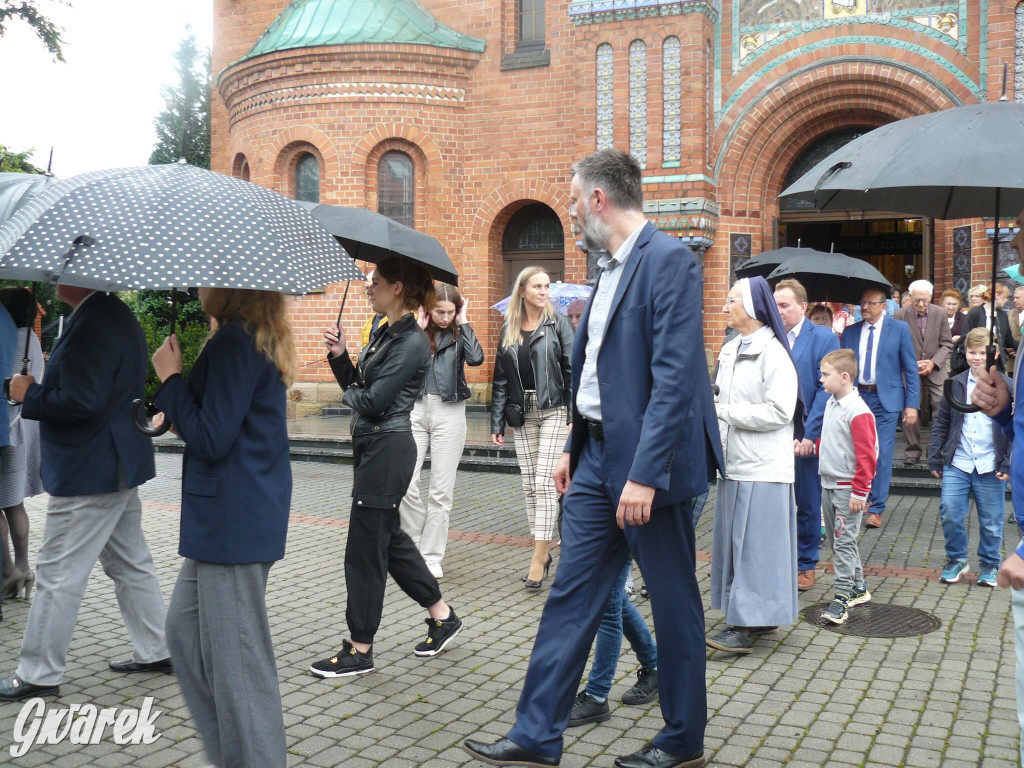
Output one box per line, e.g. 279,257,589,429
861,391,897,517
938,465,1006,568
584,560,658,700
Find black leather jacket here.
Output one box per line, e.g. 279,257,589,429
330,313,429,436
425,323,485,402
490,313,574,435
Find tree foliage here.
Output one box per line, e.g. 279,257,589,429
0,144,45,174
125,290,210,402
0,1,68,62
149,33,211,168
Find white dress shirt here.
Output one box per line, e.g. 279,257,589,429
857,315,884,386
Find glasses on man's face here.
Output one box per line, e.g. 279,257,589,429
860,300,885,307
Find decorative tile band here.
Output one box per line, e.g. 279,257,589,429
663,36,682,165
629,39,648,167
642,173,716,185
569,0,718,26
596,43,614,150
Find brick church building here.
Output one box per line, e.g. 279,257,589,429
211,0,1022,404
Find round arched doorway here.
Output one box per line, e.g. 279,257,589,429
778,128,928,291
501,203,564,294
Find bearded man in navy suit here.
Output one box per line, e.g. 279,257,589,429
463,150,722,768
774,279,839,591
840,287,920,529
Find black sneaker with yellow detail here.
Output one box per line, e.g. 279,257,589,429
310,640,374,678
414,608,463,657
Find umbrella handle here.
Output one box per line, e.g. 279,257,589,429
942,346,996,414
131,398,172,436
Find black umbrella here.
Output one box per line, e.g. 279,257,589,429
735,246,833,280
0,163,364,433
766,251,890,305
779,86,1023,411
0,163,363,292
296,201,458,285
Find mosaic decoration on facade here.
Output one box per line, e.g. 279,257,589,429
990,227,1020,293
596,43,614,150
736,1,965,68
730,232,752,284
569,0,719,26
1016,3,1024,103
952,225,971,300
663,37,682,167
629,39,648,167
705,39,713,168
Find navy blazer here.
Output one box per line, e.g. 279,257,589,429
0,305,15,447
21,292,155,496
567,222,723,508
840,317,920,413
155,322,291,564
928,369,1012,475
791,318,839,441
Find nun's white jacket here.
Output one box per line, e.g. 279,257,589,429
713,325,798,483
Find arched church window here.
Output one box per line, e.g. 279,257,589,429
295,153,320,203
596,44,614,150
629,40,647,167
378,151,415,229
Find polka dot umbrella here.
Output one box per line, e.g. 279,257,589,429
0,163,363,293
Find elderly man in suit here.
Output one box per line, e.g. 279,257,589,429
0,286,168,701
1008,285,1024,375
463,149,722,768
894,279,953,463
775,279,839,591
841,288,920,529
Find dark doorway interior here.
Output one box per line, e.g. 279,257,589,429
780,218,923,291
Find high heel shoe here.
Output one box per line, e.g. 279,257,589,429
1,569,33,601
524,555,553,590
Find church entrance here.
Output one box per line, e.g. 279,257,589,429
501,203,565,295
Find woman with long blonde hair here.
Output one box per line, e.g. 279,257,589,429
491,266,574,588
152,287,295,768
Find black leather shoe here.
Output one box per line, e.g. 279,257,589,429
614,743,705,768
109,658,174,674
0,674,59,702
463,736,560,766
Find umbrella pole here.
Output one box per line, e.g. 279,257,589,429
170,292,178,337
335,281,351,327
991,188,1000,356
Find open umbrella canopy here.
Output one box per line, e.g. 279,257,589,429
296,201,458,285
766,251,890,305
735,246,833,280
779,101,1024,220
0,164,363,293
0,172,61,226
491,282,592,315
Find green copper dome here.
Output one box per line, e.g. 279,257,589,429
245,0,486,59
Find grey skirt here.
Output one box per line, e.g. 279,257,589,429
710,477,799,628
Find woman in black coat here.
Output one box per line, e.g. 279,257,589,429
311,256,462,679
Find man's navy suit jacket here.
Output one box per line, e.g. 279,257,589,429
792,318,839,441
840,316,920,413
21,292,155,496
567,222,723,508
0,304,17,447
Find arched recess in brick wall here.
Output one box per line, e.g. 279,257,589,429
364,139,429,231
352,125,441,219
231,152,250,181
716,60,966,220
269,127,339,199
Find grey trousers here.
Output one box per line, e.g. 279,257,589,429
166,559,286,768
821,486,865,594
17,486,169,686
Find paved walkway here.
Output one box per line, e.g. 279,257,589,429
0,453,1020,767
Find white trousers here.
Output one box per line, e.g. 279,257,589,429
1013,584,1024,766
514,406,567,541
17,486,169,686
399,395,467,566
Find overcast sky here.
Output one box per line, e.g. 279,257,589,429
1,0,213,177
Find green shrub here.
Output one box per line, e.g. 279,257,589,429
125,290,210,403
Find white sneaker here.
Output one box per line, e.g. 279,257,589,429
427,562,443,580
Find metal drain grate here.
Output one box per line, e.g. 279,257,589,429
802,602,942,638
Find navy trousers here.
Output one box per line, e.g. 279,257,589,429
860,390,898,518
795,454,822,571
506,437,706,760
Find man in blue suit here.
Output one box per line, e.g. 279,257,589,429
464,150,722,768
840,287,919,528
0,286,169,701
774,279,839,590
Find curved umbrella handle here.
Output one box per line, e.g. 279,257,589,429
131,399,172,436
943,345,996,414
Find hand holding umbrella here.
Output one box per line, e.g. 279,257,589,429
323,323,347,358
7,373,34,404
153,334,183,382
